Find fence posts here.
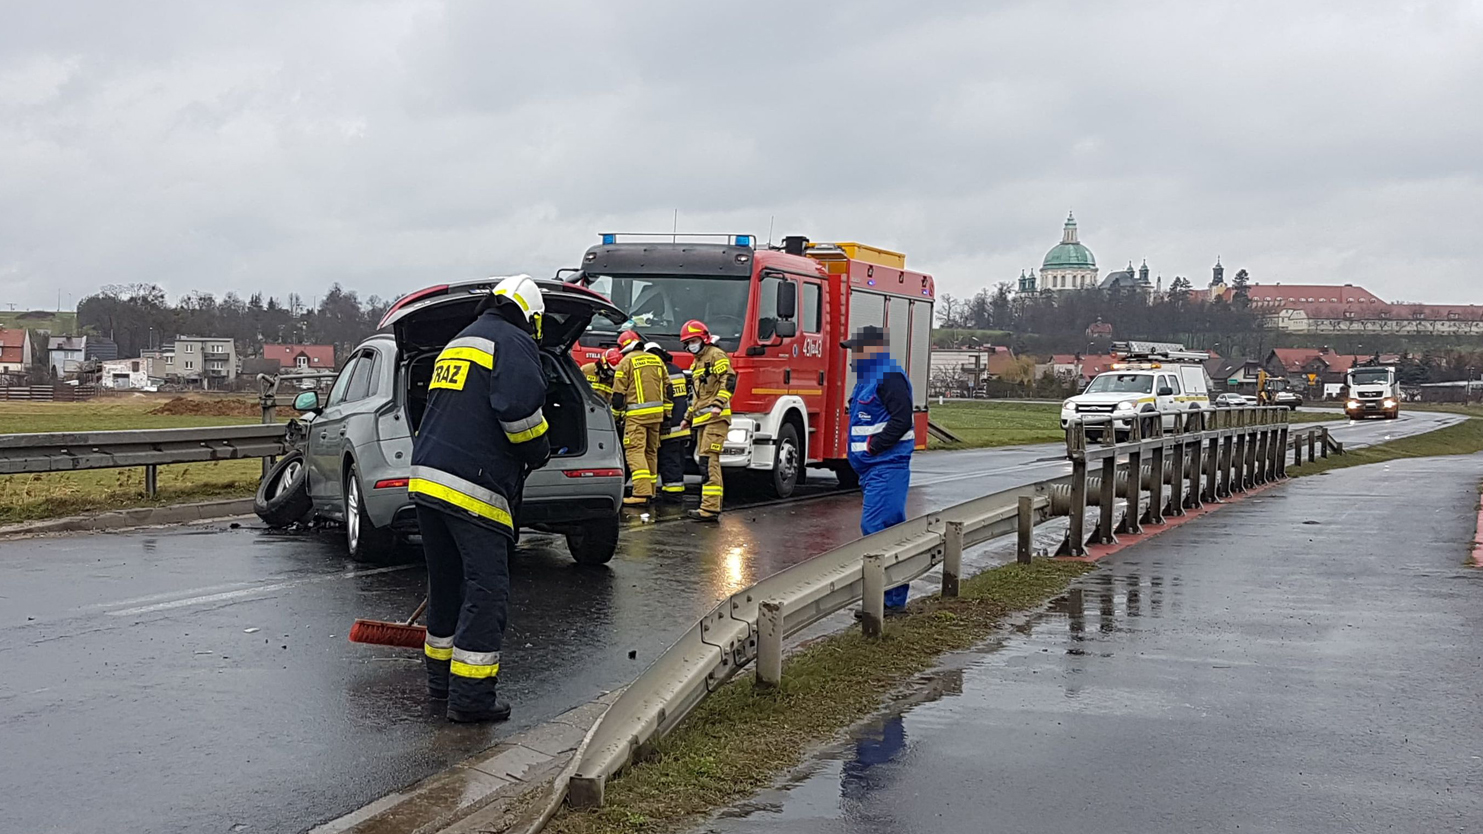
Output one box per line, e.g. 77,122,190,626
1144,430,1166,527
861,553,885,638
1165,412,1187,518
756,600,783,689
1088,455,1117,546
1186,412,1204,511
1308,430,1317,464
258,373,279,479
1017,496,1034,564
144,464,158,497
1117,416,1143,537
1063,455,1088,557
942,520,964,598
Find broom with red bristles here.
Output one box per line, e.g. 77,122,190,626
348,596,428,649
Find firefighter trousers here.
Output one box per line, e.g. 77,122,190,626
695,419,728,514
624,418,661,499
859,461,911,609
418,505,510,713
658,434,689,496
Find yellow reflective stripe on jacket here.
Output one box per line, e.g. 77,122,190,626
627,403,665,417
716,389,732,401
691,408,731,425
437,336,497,369
407,465,514,528
501,410,549,443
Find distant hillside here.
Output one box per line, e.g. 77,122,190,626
0,310,79,334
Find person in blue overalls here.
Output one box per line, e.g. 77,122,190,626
843,325,916,611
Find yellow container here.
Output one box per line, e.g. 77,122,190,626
808,241,906,269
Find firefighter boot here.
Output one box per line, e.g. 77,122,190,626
424,636,453,700
446,676,512,723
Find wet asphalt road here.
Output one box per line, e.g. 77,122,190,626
703,453,1483,834
0,411,1460,834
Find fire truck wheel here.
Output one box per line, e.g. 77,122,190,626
765,423,802,499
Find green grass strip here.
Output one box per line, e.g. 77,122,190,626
548,558,1095,834
1292,416,1483,477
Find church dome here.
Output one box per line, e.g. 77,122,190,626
1042,212,1097,270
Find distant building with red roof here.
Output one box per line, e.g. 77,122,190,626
0,328,33,373
1215,280,1483,335
262,344,336,372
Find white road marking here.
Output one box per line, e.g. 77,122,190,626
106,564,415,617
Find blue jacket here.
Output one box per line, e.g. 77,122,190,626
848,354,915,472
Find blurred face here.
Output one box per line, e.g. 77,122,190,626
851,342,888,366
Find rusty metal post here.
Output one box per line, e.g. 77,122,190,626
1059,456,1088,557
861,553,885,638
144,464,158,497
756,600,783,689
1088,455,1117,546
942,520,964,598
1017,496,1034,564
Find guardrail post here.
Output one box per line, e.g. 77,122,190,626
1203,425,1220,503
1165,414,1186,518
942,520,964,597
1185,413,1204,510
1308,430,1317,464
1320,426,1330,458
1017,496,1034,564
1058,456,1088,557
1143,435,1166,527
756,600,783,689
1117,417,1143,536
1243,420,1259,489
144,464,158,497
1087,455,1117,547
861,553,885,638
259,373,279,479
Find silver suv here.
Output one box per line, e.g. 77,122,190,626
254,279,629,565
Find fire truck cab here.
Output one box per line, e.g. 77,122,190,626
571,233,935,498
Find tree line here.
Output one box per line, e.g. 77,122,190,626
77,283,390,362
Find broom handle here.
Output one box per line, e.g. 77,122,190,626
404,596,428,626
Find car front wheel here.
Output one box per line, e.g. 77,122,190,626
345,463,398,563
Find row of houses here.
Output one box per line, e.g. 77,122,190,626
0,327,337,390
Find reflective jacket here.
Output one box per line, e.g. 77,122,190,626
662,358,690,441
580,361,614,404
611,351,671,426
409,311,550,538
689,344,736,427
848,355,915,472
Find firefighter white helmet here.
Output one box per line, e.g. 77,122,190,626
491,274,545,337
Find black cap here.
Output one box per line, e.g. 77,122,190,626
840,325,887,350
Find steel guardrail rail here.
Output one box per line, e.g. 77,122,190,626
0,423,291,475
562,405,1335,812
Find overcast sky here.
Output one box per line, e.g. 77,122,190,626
2,0,1480,311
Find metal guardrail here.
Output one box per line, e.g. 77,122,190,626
564,406,1339,809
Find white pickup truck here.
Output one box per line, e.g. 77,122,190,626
1061,353,1214,441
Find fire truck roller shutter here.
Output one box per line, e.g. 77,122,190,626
909,299,933,409
846,291,886,394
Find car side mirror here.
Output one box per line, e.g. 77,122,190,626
1158,387,1175,396
774,320,798,338
293,391,322,413
776,280,797,320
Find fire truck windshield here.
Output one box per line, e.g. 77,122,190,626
583,274,750,350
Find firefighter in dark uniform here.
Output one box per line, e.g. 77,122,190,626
410,275,551,723
649,341,691,501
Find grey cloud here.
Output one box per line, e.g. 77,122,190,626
0,0,1479,310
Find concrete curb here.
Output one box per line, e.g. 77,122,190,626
309,693,621,834
0,497,255,538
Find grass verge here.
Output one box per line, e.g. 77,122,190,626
1292,416,1483,477
928,401,1332,451
546,557,1096,834
0,399,269,525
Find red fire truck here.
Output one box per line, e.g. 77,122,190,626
570,233,935,498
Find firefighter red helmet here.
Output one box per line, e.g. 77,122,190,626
679,320,710,344
603,348,623,368
618,330,642,352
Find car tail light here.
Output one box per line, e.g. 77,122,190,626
562,468,624,478
374,478,410,489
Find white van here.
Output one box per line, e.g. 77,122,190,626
1060,347,1213,440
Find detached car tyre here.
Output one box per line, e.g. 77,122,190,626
254,451,312,528
564,515,619,566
